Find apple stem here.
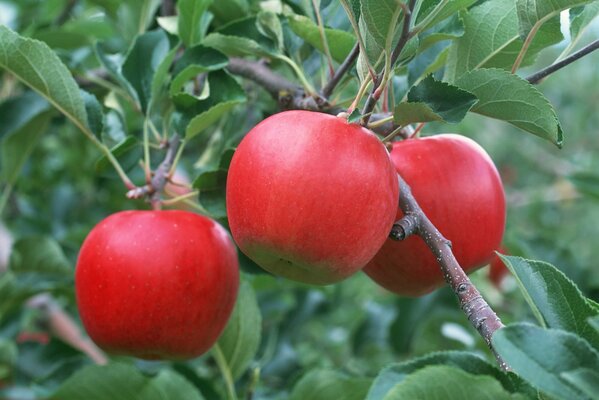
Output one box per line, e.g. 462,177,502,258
391,173,510,370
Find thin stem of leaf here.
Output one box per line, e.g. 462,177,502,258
275,55,316,95
312,0,335,77
511,17,547,73
212,343,239,400
162,190,199,205
411,0,450,36
368,115,394,129
168,138,187,177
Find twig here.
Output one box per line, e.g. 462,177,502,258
322,43,359,98
126,135,182,209
161,0,176,16
526,39,599,84
27,294,108,365
390,174,509,370
55,0,78,25
360,0,416,125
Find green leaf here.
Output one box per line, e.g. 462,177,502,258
561,368,599,400
415,0,477,32
568,171,599,200
0,92,50,139
288,15,356,63
445,0,563,81
192,169,228,218
94,43,139,105
394,75,477,125
178,0,213,46
375,365,527,400
1,112,52,184
150,43,181,104
95,136,141,174
360,0,402,50
81,90,104,138
493,323,599,400
9,236,71,274
517,0,594,39
367,351,534,400
290,370,372,400
209,0,250,24
170,45,229,98
116,0,161,41
257,11,284,51
0,26,94,136
589,315,599,332
216,281,262,379
177,71,246,140
570,2,599,42
122,29,170,112
499,255,599,350
51,363,204,400
203,17,278,58
455,68,563,146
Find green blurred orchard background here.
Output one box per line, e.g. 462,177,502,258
0,0,599,398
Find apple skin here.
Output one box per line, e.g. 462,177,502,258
226,110,399,285
364,134,506,296
75,210,239,360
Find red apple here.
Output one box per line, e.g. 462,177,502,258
75,210,239,360
364,134,506,296
226,110,399,285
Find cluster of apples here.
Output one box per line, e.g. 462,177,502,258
75,110,505,360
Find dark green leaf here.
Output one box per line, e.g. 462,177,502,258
415,0,477,32
570,2,599,42
499,255,599,350
257,11,284,51
394,75,477,125
216,281,262,379
192,169,228,218
9,236,71,274
290,369,372,400
288,15,356,63
0,92,50,139
176,71,246,140
209,0,250,24
203,17,278,57
51,363,204,400
178,0,213,47
170,46,229,98
122,29,170,112
561,368,599,400
94,43,139,105
81,90,104,138
455,68,563,146
360,0,402,50
95,136,141,174
493,323,599,400
568,171,599,200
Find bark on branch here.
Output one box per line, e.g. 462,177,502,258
392,174,509,370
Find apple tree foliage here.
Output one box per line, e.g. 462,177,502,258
1,0,599,399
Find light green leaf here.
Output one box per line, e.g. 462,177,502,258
216,281,262,379
517,0,593,38
570,2,599,43
367,351,534,400
394,75,477,125
116,0,161,41
204,17,278,57
455,68,563,146
178,0,213,46
288,15,356,63
445,0,563,81
0,26,93,136
257,11,284,51
51,363,204,400
210,0,250,24
9,236,71,274
157,16,179,35
380,365,527,400
499,255,599,350
415,0,477,32
122,29,170,112
561,368,599,400
360,0,402,50
493,323,599,400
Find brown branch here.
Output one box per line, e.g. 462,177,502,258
27,294,108,365
322,43,359,98
360,0,417,125
126,135,181,209
526,39,599,84
227,58,301,98
391,174,509,370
